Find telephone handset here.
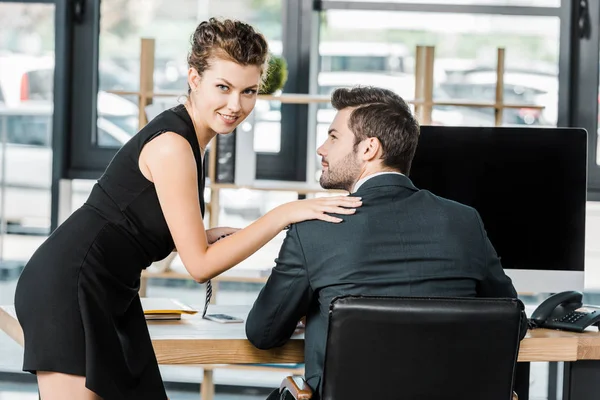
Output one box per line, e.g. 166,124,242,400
530,290,600,332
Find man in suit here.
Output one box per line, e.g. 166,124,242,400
246,86,524,400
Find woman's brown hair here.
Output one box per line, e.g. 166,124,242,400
187,17,270,91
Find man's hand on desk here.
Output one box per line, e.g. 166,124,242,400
207,227,240,244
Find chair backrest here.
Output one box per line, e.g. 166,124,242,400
321,296,524,400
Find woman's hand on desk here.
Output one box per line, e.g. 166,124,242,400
206,227,240,244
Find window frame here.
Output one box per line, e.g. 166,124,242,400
255,0,313,181
317,1,562,16
67,0,115,179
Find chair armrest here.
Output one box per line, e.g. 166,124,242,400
279,376,313,400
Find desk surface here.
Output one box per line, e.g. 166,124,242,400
2,304,600,365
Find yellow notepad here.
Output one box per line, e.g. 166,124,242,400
141,298,198,315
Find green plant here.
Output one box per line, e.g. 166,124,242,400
259,54,288,95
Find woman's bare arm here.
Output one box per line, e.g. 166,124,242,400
140,132,360,282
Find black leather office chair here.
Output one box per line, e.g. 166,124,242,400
280,295,525,400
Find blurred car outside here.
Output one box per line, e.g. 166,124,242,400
439,68,557,126
0,53,139,136
0,52,139,231
0,100,136,232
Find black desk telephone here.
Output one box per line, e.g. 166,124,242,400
530,291,600,332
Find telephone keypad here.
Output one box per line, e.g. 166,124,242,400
554,311,587,324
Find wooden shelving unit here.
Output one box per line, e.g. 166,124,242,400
109,38,546,293
110,38,546,291
108,40,543,230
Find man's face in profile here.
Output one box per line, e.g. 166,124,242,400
317,108,362,192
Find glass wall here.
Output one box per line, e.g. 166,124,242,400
93,0,290,227
0,0,55,383
311,9,560,182
0,2,55,237
334,0,560,5
586,38,600,292
97,0,284,151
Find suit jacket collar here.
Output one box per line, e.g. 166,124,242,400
351,173,418,195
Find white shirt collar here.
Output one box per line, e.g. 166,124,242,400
352,171,405,193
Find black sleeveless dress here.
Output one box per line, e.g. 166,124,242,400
14,104,204,399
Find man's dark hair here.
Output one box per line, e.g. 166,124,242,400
331,86,420,175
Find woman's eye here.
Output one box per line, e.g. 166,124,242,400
217,85,229,91
244,89,257,95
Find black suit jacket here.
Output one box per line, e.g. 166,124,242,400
246,174,524,397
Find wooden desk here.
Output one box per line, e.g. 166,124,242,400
0,305,302,365
2,304,598,364
2,304,600,400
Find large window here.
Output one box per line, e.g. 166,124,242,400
585,1,600,291
597,56,600,168
311,9,560,182
327,0,560,6
97,0,284,147
65,0,284,177
0,2,55,234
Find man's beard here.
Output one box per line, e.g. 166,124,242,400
320,150,361,192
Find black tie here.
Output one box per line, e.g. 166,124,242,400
202,233,230,318
202,279,213,319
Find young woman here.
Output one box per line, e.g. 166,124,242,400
14,18,361,400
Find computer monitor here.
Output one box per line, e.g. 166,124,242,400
409,126,587,294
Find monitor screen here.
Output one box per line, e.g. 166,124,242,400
409,126,587,293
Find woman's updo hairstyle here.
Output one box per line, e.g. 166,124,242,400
187,18,270,91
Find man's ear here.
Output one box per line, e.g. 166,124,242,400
361,137,383,162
